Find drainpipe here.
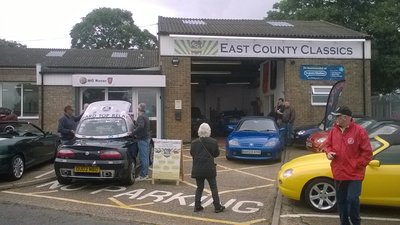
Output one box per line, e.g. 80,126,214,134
362,42,366,115
36,63,44,130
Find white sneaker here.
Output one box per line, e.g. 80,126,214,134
136,175,149,181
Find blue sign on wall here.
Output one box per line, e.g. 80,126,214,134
300,65,345,80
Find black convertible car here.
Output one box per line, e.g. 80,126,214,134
54,101,143,185
0,121,59,180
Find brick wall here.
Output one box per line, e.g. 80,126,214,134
160,56,192,143
284,59,371,127
42,86,76,133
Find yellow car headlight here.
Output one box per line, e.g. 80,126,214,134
283,168,293,178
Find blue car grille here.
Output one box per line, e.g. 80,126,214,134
239,142,264,148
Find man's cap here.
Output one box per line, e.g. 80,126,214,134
64,105,74,112
331,106,352,117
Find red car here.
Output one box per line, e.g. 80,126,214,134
0,107,18,121
306,117,376,152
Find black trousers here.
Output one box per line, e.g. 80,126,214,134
195,177,221,208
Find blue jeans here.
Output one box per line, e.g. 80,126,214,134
138,138,150,177
283,122,293,145
335,180,362,225
195,177,222,209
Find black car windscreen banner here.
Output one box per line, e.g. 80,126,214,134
324,79,346,130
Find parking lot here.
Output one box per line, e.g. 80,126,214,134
1,143,399,225
0,143,280,225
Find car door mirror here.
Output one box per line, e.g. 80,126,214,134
369,159,380,167
279,127,286,134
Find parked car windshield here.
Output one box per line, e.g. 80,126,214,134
77,118,128,136
238,119,276,132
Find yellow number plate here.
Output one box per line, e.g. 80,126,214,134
74,166,100,173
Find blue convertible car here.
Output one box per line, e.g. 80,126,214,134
225,117,285,161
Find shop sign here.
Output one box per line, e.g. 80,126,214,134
300,65,345,80
160,36,371,59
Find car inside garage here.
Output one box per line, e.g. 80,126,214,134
190,58,266,136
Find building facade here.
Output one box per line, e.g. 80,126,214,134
0,17,371,143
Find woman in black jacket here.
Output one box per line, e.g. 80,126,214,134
190,123,225,213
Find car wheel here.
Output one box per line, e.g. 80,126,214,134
8,155,24,180
122,161,136,185
303,178,337,212
55,169,72,185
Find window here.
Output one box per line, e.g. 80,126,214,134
81,88,132,108
374,145,400,165
0,82,38,117
311,85,332,106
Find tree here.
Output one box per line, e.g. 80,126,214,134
0,39,26,48
70,8,158,50
267,0,400,94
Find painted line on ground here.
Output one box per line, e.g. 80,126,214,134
34,170,55,179
219,184,274,195
217,164,275,182
281,214,400,222
1,190,257,225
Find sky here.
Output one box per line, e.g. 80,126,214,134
0,0,280,48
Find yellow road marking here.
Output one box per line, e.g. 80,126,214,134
109,197,154,208
217,164,275,182
219,184,273,195
28,190,59,195
181,180,211,195
2,190,259,224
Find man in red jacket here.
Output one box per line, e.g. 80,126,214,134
325,106,372,225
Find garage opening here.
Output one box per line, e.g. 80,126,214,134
191,58,266,137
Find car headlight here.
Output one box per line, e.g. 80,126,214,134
264,138,279,147
283,168,293,178
297,130,306,135
316,137,327,143
228,139,239,146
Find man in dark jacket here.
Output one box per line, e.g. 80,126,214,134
325,106,372,225
282,101,295,146
133,103,150,181
57,105,83,145
190,123,225,213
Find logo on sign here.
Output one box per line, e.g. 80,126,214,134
79,77,87,84
107,77,113,84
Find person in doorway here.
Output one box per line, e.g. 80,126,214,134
275,98,285,126
282,101,295,146
251,97,263,116
325,106,372,225
133,103,151,181
190,123,225,213
57,105,85,145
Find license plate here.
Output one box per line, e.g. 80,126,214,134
74,166,100,173
241,150,261,155
306,142,313,147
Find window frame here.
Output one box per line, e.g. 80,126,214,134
0,82,39,119
311,85,333,106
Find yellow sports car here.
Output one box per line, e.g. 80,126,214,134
278,134,400,212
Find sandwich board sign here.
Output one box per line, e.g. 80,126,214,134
151,139,183,185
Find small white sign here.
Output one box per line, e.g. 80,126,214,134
174,100,182,110
152,139,182,181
